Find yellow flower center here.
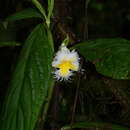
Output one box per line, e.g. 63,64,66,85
57,60,77,77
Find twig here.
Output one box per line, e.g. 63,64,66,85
71,72,81,124
71,60,83,124
83,0,90,40
40,80,55,130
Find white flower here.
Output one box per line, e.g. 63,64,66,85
52,45,80,81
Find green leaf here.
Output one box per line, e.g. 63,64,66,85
0,41,20,47
61,122,130,130
75,38,130,79
6,8,43,22
0,24,54,130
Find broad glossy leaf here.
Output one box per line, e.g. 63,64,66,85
61,122,130,130
75,38,130,79
0,24,54,130
6,8,43,22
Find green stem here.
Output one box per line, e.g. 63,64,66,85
40,25,55,129
41,80,54,128
61,35,70,47
32,0,54,28
32,0,47,21
47,0,54,26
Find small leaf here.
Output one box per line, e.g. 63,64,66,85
0,41,20,47
6,8,43,22
0,24,54,130
61,122,130,130
75,38,130,79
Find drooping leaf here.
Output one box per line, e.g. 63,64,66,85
61,122,130,130
6,8,43,22
0,24,54,130
0,41,20,47
75,38,130,79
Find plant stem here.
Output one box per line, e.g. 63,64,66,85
41,80,55,129
32,0,47,21
71,72,81,124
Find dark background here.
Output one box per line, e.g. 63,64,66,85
0,0,130,129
